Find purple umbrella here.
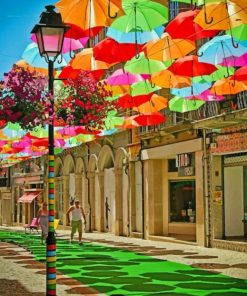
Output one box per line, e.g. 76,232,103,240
106,68,146,86
221,53,247,67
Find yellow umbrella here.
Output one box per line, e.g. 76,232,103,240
56,0,122,30
15,60,50,76
210,78,247,95
133,94,168,113
70,48,114,70
151,70,191,88
195,0,247,31
144,33,195,62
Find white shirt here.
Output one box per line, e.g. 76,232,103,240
71,207,82,221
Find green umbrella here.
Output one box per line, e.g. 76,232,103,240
111,0,168,33
169,96,205,113
105,94,121,101
104,110,124,130
30,126,48,138
125,53,166,75
193,66,235,83
226,24,247,41
131,80,160,96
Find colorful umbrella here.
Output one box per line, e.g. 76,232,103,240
131,80,160,96
106,69,145,86
193,66,235,83
133,112,166,126
168,55,217,77
151,70,191,88
55,0,122,30
70,48,113,70
198,35,247,65
107,25,164,44
226,24,247,41
144,33,195,62
194,89,224,102
211,78,247,95
171,82,212,97
15,60,50,76
169,96,205,113
118,93,154,108
121,116,140,128
221,52,247,67
166,9,219,41
65,23,103,39
133,94,168,113
93,37,143,63
124,53,167,75
110,0,168,33
230,66,247,81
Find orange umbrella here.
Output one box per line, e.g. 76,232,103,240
133,94,168,113
194,1,247,32
15,60,50,76
55,0,122,30
70,48,114,70
151,70,191,88
210,78,247,95
144,33,195,62
104,83,131,96
121,116,140,129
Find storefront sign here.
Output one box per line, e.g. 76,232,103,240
212,190,223,205
178,166,194,177
176,153,191,167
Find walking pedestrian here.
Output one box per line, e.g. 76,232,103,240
66,199,86,245
36,202,48,244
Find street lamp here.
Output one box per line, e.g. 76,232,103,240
31,5,69,296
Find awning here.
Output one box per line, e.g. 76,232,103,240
18,192,41,203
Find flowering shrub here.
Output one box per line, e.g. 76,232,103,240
0,66,50,130
55,71,118,131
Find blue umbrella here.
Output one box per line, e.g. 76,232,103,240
198,35,247,65
171,82,212,97
22,43,69,69
107,25,164,44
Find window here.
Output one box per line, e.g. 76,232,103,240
169,180,196,222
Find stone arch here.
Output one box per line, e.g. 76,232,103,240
88,154,98,172
75,157,85,174
114,148,130,236
63,154,75,175
98,145,115,171
54,157,63,177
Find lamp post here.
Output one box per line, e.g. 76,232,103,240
31,5,68,296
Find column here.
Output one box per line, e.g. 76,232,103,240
62,175,69,226
75,173,82,203
95,171,104,232
114,168,123,236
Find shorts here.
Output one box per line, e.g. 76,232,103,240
71,220,83,234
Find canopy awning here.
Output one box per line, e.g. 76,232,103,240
18,192,41,203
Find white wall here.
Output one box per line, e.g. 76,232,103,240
104,168,116,233
224,166,244,237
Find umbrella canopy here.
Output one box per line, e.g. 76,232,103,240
118,93,154,108
166,9,219,41
194,1,247,31
70,48,113,70
106,69,145,86
107,25,164,44
226,24,247,41
193,65,235,83
211,78,247,95
124,52,167,75
65,23,103,39
131,80,160,96
133,112,166,126
22,43,68,69
195,89,225,102
144,33,195,62
169,96,205,113
198,35,247,65
121,115,140,128
133,94,168,113
171,82,212,97
168,55,217,77
55,0,122,30
15,60,50,76
151,70,191,88
110,0,168,33
221,52,247,67
93,37,143,63
230,66,247,81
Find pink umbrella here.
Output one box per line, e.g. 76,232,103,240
221,53,247,67
190,89,224,101
31,34,88,54
106,69,146,86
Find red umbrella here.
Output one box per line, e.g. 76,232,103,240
230,66,247,82
118,93,154,108
165,9,219,41
93,37,143,63
133,112,166,126
58,67,104,83
65,23,103,39
168,55,217,77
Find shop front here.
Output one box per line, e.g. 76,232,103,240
142,138,205,246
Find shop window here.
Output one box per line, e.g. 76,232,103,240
169,180,196,223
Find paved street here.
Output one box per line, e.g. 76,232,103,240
0,227,247,295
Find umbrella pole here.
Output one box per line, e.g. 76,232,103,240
46,59,56,296
203,0,213,24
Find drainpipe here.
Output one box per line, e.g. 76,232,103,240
203,129,210,247
138,140,145,240
85,143,92,232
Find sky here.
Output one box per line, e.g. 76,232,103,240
0,0,56,78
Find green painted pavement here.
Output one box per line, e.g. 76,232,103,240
0,230,246,295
